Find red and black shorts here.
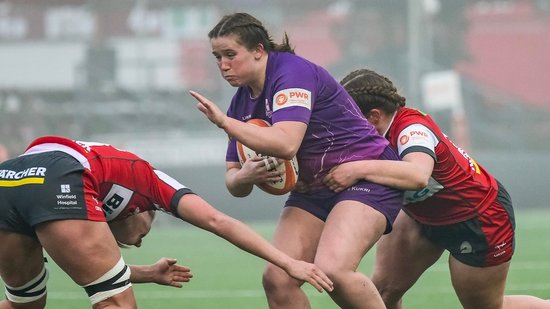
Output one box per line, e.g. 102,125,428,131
0,151,105,237
420,181,515,267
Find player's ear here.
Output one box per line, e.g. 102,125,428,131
253,43,265,60
366,109,381,124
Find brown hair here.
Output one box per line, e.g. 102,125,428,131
208,12,294,54
340,69,406,115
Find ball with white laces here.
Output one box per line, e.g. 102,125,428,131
236,119,299,195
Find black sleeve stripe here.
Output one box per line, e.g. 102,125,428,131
170,188,195,218
400,145,436,161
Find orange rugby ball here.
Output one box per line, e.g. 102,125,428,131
236,119,299,195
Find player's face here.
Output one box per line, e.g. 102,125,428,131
365,109,389,135
210,34,261,88
108,210,155,247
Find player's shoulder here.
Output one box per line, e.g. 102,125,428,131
399,107,428,117
396,108,433,127
27,135,75,148
270,52,317,74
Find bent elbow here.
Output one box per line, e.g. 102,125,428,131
230,190,251,198
277,144,299,160
412,176,430,190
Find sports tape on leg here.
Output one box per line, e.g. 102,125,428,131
4,266,49,303
82,257,132,305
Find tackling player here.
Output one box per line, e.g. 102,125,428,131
323,68,550,309
0,136,333,308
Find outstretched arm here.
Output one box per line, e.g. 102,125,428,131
189,90,306,160
176,194,334,293
130,257,192,288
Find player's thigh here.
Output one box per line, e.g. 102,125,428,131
35,219,122,286
315,200,387,270
270,206,324,261
449,256,509,309
372,211,444,288
0,231,45,287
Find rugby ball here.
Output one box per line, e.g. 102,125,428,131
236,119,299,195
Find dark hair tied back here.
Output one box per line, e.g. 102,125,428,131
208,12,294,53
340,69,406,115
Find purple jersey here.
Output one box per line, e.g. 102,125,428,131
226,52,388,189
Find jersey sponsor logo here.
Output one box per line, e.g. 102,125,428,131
495,241,507,250
397,124,437,157
410,130,429,137
61,184,71,193
55,192,78,208
276,93,288,106
273,88,312,112
102,184,133,220
347,186,371,193
408,130,430,143
403,177,443,204
493,241,507,257
0,167,46,187
399,135,409,145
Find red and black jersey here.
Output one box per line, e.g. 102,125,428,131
387,108,497,225
25,136,193,221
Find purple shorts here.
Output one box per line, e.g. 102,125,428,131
285,147,404,233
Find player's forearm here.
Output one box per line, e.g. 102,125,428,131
360,160,429,190
128,265,154,284
213,215,291,270
225,168,254,197
224,118,302,159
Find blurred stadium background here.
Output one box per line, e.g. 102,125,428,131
1,0,550,307
0,0,549,225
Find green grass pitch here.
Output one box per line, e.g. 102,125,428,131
1,209,549,308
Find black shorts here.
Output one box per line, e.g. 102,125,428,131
420,181,515,267
0,151,104,237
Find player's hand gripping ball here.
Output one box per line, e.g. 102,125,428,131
236,119,299,195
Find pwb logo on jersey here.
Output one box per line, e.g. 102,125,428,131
273,88,312,111
399,135,409,145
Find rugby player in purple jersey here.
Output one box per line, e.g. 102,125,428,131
190,12,403,309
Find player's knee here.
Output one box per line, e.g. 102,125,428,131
4,266,48,308
314,258,343,284
262,264,300,293
375,280,407,305
81,257,132,305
